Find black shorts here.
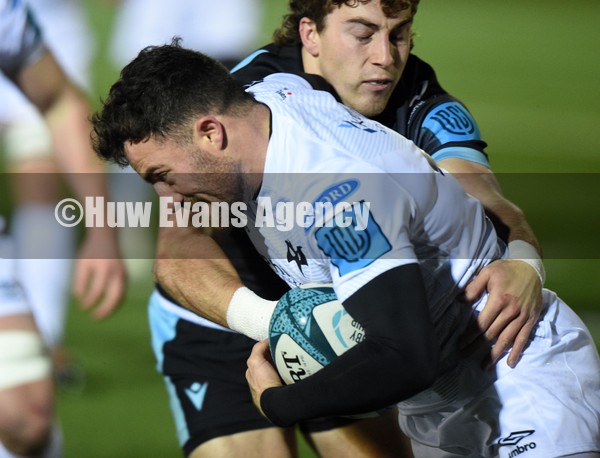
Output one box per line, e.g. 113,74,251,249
148,291,356,456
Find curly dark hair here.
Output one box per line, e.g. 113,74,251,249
273,0,420,46
91,38,254,167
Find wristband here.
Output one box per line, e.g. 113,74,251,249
226,287,277,341
507,240,545,285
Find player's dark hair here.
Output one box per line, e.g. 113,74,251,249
273,0,420,46
91,38,255,167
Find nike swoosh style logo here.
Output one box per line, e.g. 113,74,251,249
185,382,209,411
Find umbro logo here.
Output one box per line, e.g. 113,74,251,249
498,430,537,457
185,382,208,411
498,430,534,446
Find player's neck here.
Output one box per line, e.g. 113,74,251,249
301,47,323,77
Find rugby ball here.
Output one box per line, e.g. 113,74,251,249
268,284,365,385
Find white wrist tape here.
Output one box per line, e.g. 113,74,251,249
226,287,277,341
508,240,545,285
0,331,52,390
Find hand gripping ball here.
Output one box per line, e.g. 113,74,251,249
268,284,365,385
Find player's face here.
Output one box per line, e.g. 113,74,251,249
125,136,245,205
307,1,412,117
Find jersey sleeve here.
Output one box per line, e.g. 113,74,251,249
409,96,490,167
383,55,490,168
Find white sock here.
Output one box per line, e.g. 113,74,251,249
12,204,75,348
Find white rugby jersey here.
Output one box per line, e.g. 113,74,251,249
245,73,504,345
0,0,45,76
0,215,30,317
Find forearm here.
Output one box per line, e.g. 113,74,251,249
17,51,107,182
481,192,539,251
439,158,541,255
154,226,243,327
46,86,110,190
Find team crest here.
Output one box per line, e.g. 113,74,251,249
315,202,391,276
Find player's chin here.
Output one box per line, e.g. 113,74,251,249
355,95,390,118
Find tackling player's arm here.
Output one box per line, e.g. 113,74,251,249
154,225,278,340
411,90,544,368
153,225,243,327
247,264,439,426
438,158,543,368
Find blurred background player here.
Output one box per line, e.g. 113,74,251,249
0,0,127,396
0,219,60,458
109,0,263,70
0,0,122,391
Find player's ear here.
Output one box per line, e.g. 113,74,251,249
193,116,226,152
299,17,320,57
